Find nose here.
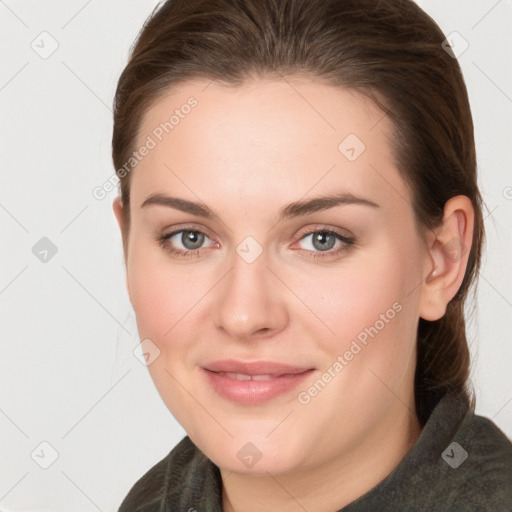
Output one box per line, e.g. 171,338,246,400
214,246,289,341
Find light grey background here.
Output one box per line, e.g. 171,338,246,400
1,1,511,510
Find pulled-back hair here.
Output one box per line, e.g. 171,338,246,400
112,0,484,424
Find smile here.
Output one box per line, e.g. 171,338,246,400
215,371,287,381
201,367,315,405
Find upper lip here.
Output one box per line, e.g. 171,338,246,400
203,359,313,376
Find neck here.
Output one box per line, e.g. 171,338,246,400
221,402,422,512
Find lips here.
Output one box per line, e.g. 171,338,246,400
214,372,281,381
203,359,312,376
201,359,315,405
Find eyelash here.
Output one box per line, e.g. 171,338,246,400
156,225,356,260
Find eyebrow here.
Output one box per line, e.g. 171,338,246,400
140,190,380,222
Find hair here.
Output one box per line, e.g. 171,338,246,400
112,0,484,425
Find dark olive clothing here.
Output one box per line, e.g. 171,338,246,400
118,392,512,511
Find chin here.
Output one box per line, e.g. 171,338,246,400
216,450,299,476
192,430,306,476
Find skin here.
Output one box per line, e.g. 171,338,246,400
113,76,474,512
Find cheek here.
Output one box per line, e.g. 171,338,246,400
127,245,193,340
129,270,170,336
309,239,422,380
318,251,416,335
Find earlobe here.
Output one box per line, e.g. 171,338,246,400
419,196,474,321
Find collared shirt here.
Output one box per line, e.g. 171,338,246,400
118,392,512,511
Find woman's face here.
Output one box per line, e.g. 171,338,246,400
116,77,431,475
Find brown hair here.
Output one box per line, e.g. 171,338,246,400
112,0,484,424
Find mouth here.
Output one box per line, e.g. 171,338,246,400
203,359,313,376
200,360,315,405
211,371,293,381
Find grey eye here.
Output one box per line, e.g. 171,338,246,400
179,230,206,250
300,231,339,252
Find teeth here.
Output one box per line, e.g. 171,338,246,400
218,372,279,381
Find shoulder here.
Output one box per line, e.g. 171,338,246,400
435,409,512,511
117,436,200,512
457,409,512,472
343,393,512,512
466,412,512,464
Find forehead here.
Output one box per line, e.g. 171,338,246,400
131,77,408,214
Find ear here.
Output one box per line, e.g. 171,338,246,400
113,195,125,235
419,195,474,321
112,196,131,301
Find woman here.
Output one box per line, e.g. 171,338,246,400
111,0,512,510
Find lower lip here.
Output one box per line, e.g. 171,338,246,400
201,368,315,405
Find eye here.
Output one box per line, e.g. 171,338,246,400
296,228,355,259
157,228,217,258
156,226,355,260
